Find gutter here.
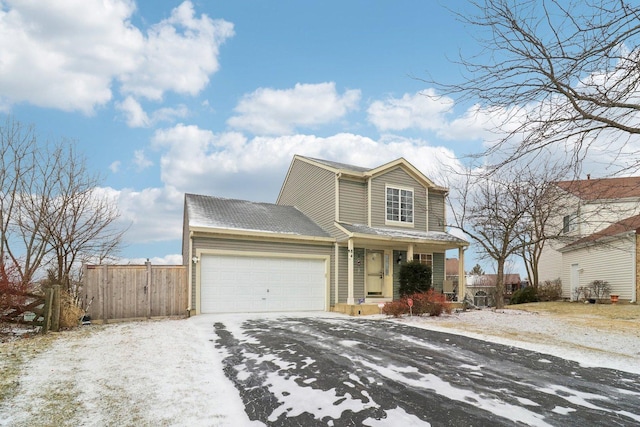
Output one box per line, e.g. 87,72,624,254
187,231,193,314
189,226,335,243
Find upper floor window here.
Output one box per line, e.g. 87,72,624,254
386,186,413,224
563,213,578,234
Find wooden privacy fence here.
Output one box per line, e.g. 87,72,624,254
82,262,188,323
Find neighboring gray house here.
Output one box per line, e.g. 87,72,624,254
183,155,469,314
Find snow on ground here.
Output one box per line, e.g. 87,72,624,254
0,316,260,427
0,308,639,426
391,308,640,375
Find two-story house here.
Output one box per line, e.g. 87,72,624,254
538,176,640,302
183,155,468,315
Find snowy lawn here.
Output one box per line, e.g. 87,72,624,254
0,302,639,426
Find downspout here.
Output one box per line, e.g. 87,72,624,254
334,243,339,307
634,231,638,303
347,238,355,305
367,176,372,227
187,231,193,314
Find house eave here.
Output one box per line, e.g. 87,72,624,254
334,223,468,249
189,225,335,243
559,231,635,252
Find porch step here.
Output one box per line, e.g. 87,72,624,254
333,301,465,316
332,303,382,316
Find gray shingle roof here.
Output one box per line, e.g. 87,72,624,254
302,156,371,173
186,194,331,238
338,222,468,246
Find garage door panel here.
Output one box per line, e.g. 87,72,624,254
200,254,326,313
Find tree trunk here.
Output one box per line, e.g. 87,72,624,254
494,259,505,309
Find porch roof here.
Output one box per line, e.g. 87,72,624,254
336,222,469,248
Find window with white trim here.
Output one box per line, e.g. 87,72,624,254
413,253,432,268
386,187,413,224
562,213,578,234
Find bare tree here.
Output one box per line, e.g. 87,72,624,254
516,164,571,287
0,117,123,291
449,167,535,308
43,146,124,294
431,0,640,173
0,120,54,287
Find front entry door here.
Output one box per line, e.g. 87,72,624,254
366,250,384,296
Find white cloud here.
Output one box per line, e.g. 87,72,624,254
227,82,361,135
0,1,233,113
119,1,234,100
117,96,188,128
119,254,183,265
133,150,153,171
109,161,122,174
150,124,464,201
110,185,184,244
367,90,454,132
117,96,150,127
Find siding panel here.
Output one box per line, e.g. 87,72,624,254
278,159,338,236
432,252,445,291
370,167,427,231
561,238,635,300
428,192,446,232
339,179,366,224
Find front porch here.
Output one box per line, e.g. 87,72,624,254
331,223,469,313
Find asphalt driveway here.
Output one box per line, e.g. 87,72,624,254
213,316,640,426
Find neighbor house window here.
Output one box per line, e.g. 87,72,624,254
413,253,432,268
563,213,578,234
386,187,413,224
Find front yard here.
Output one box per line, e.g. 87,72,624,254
1,302,639,425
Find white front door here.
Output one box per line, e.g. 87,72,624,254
366,250,384,296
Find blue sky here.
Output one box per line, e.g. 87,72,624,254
0,1,528,271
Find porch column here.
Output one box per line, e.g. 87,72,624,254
407,244,414,262
458,246,466,302
347,238,355,304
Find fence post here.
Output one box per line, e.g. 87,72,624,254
51,285,61,332
146,260,152,319
101,265,108,323
41,287,54,334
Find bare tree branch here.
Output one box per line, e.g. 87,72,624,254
428,0,640,173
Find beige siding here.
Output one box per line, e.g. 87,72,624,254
370,167,427,231
339,179,366,224
561,236,636,301
428,192,445,232
278,159,339,236
432,252,445,290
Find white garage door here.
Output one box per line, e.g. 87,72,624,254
200,254,327,313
